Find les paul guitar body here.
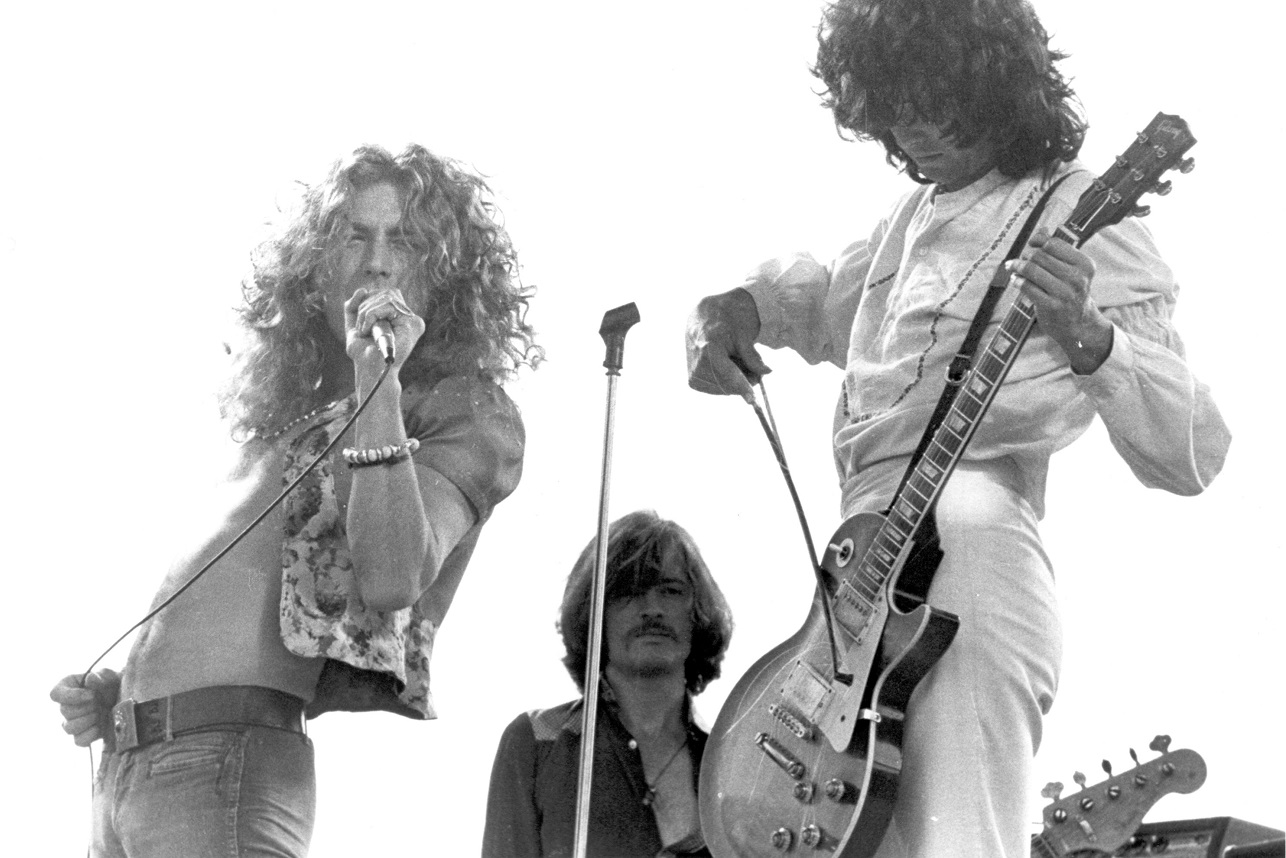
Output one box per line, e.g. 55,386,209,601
699,511,959,857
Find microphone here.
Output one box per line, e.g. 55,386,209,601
372,321,396,364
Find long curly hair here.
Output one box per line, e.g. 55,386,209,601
812,0,1086,181
558,510,734,696
221,144,541,440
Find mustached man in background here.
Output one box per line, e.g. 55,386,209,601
483,510,734,858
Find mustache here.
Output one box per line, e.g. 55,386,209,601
630,619,678,640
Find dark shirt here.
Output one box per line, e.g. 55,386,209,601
278,373,525,721
482,693,710,858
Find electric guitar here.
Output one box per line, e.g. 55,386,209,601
699,113,1199,858
1032,735,1207,857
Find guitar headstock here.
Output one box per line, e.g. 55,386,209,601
1039,736,1207,856
1065,112,1197,246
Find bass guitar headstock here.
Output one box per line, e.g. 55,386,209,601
1065,113,1196,246
1038,735,1207,856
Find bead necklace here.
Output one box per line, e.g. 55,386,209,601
642,735,690,807
257,397,347,443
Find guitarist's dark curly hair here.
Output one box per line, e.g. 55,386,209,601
812,0,1087,182
558,510,734,696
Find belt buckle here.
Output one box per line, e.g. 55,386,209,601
111,699,139,751
111,696,173,751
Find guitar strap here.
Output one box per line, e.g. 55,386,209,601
891,173,1074,508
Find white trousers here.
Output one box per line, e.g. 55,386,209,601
844,460,1063,858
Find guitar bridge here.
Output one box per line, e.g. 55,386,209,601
768,703,815,741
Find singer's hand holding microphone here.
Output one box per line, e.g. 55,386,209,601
344,287,425,369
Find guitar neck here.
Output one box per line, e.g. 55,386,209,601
839,113,1197,608
841,220,1080,602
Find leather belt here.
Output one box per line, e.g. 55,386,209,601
111,685,306,753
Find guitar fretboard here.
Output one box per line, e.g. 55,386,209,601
837,221,1082,613
832,113,1195,628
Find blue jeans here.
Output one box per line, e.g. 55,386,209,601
93,726,315,857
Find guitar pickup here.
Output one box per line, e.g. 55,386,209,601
755,732,806,780
832,580,875,638
781,660,833,724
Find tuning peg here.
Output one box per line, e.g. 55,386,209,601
1073,771,1087,789
1042,781,1064,801
1130,748,1140,766
1131,204,1152,218
1149,735,1172,753
1153,179,1173,196
1179,157,1195,174
1102,759,1113,776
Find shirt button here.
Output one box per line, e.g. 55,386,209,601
628,739,638,750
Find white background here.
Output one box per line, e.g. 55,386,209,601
4,0,1282,853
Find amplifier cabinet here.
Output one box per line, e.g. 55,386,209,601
1114,817,1284,857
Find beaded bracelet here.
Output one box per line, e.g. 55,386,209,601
342,437,420,468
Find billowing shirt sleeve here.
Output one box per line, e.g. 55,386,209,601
403,374,525,626
402,374,525,523
1069,215,1229,494
741,224,882,369
482,714,543,858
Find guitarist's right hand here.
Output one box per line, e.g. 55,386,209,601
686,288,771,404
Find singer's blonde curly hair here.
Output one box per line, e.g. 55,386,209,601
220,144,541,440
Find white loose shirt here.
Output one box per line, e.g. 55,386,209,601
742,163,1228,517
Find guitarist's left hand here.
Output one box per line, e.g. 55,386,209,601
1007,227,1115,375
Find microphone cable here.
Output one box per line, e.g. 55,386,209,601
75,355,395,838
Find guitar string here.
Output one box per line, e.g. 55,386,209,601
78,360,396,858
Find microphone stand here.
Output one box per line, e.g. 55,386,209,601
572,302,641,858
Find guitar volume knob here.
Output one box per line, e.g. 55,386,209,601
801,824,826,849
770,827,793,851
824,778,858,804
